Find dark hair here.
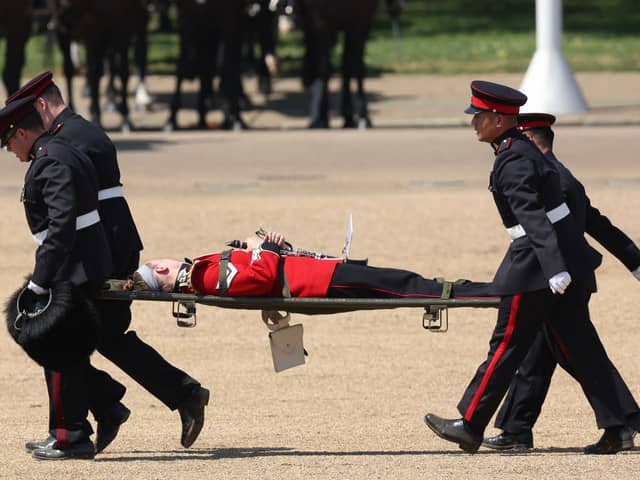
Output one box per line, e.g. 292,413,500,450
530,127,554,151
122,272,152,291
40,84,65,107
16,109,44,132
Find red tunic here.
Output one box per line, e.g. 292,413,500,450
188,249,343,297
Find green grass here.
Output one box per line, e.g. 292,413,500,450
5,0,640,78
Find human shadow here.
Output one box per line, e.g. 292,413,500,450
95,443,639,462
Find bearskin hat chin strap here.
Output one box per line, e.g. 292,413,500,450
13,287,53,331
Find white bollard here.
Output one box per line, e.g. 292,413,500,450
520,0,588,114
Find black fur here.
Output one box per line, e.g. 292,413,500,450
5,277,101,369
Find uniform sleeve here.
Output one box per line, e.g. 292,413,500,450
585,196,640,271
496,155,567,278
192,243,281,296
31,160,78,287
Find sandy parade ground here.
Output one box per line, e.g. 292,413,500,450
1,73,640,479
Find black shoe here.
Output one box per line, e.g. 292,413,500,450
95,402,131,454
25,435,56,453
482,430,533,451
32,440,95,460
424,413,482,453
584,426,635,455
178,386,210,448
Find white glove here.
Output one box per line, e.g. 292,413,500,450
632,265,640,281
28,280,48,295
549,271,572,295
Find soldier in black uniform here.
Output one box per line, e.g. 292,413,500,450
423,80,640,454
482,113,640,452
6,72,210,453
1,97,113,460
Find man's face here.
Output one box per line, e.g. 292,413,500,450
471,111,502,143
5,127,30,162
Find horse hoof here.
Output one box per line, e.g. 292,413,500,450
357,117,372,130
238,95,253,111
343,118,357,129
221,116,248,131
163,122,175,132
121,121,132,133
309,119,329,129
258,76,272,96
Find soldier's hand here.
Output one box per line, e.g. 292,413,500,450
20,284,51,316
549,271,571,295
264,231,286,248
633,265,640,281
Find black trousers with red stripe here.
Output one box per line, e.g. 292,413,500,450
45,361,93,448
495,310,640,434
326,263,495,298
457,283,639,433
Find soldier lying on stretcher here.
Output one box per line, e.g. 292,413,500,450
123,231,496,300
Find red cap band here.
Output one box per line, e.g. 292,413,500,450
517,119,553,130
471,95,520,115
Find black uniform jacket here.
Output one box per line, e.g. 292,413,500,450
22,134,112,287
488,129,601,295
51,108,143,277
547,151,640,271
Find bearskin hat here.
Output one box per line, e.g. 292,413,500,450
5,277,101,370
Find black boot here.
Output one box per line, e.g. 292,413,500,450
424,413,482,453
483,430,533,450
584,426,634,455
95,402,131,453
178,386,210,448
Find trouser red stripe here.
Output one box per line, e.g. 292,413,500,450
549,326,571,362
52,371,68,448
464,294,521,422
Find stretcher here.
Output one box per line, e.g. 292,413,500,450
99,280,500,332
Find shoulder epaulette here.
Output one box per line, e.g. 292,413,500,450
496,137,512,153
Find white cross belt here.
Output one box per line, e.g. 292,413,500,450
98,185,124,201
32,209,100,245
506,202,570,241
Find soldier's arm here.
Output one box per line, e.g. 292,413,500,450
31,159,78,287
585,196,640,271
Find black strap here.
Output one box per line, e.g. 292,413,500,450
217,250,232,296
278,258,291,298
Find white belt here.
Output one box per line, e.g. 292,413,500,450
506,202,570,240
32,209,100,245
98,185,124,201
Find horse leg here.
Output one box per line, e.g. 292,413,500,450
114,46,132,132
57,30,76,111
340,31,356,128
134,3,152,110
308,31,333,129
104,52,117,113
165,74,183,132
219,12,248,131
351,28,372,129
2,19,30,97
85,43,104,128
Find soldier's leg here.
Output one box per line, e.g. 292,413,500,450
44,362,92,448
96,299,200,410
494,330,558,433
456,291,551,432
546,284,638,429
